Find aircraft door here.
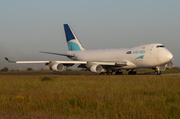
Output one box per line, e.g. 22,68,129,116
150,45,159,63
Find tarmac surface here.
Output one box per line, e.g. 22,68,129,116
162,73,180,75
1,73,180,76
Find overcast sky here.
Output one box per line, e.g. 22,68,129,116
1,0,180,70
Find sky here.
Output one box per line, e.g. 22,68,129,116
0,0,180,70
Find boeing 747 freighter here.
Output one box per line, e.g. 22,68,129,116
5,24,173,75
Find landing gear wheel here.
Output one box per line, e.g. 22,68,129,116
100,72,111,75
128,70,137,75
100,72,105,75
133,71,136,75
155,71,161,75
115,71,123,75
106,72,112,75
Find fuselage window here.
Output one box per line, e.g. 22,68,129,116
156,45,165,48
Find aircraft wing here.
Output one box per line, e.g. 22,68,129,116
5,57,127,66
5,57,86,64
55,61,127,66
40,51,74,57
5,57,49,63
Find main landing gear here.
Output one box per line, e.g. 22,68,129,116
128,70,137,75
99,72,112,75
99,70,137,75
99,70,123,75
115,71,123,75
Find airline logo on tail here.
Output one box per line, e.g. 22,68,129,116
64,24,85,51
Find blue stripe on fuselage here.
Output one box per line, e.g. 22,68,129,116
134,55,144,61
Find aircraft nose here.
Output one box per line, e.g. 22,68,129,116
158,49,173,64
167,52,173,61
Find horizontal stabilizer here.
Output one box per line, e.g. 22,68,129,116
40,51,74,57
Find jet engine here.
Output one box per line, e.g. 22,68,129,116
51,63,64,72
90,64,103,73
166,61,173,69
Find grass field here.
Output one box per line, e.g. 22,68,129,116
0,73,180,118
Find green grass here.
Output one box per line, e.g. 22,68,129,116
0,70,94,75
0,75,180,118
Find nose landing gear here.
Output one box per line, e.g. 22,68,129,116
155,71,161,75
155,66,163,75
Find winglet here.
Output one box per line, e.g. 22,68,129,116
5,57,16,63
5,57,10,62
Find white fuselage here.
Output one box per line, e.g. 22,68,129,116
67,43,173,69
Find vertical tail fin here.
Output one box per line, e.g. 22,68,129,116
64,24,85,51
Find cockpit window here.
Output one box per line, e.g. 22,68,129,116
156,45,165,48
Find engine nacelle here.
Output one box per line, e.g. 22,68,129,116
90,64,103,73
166,61,173,69
51,63,64,72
